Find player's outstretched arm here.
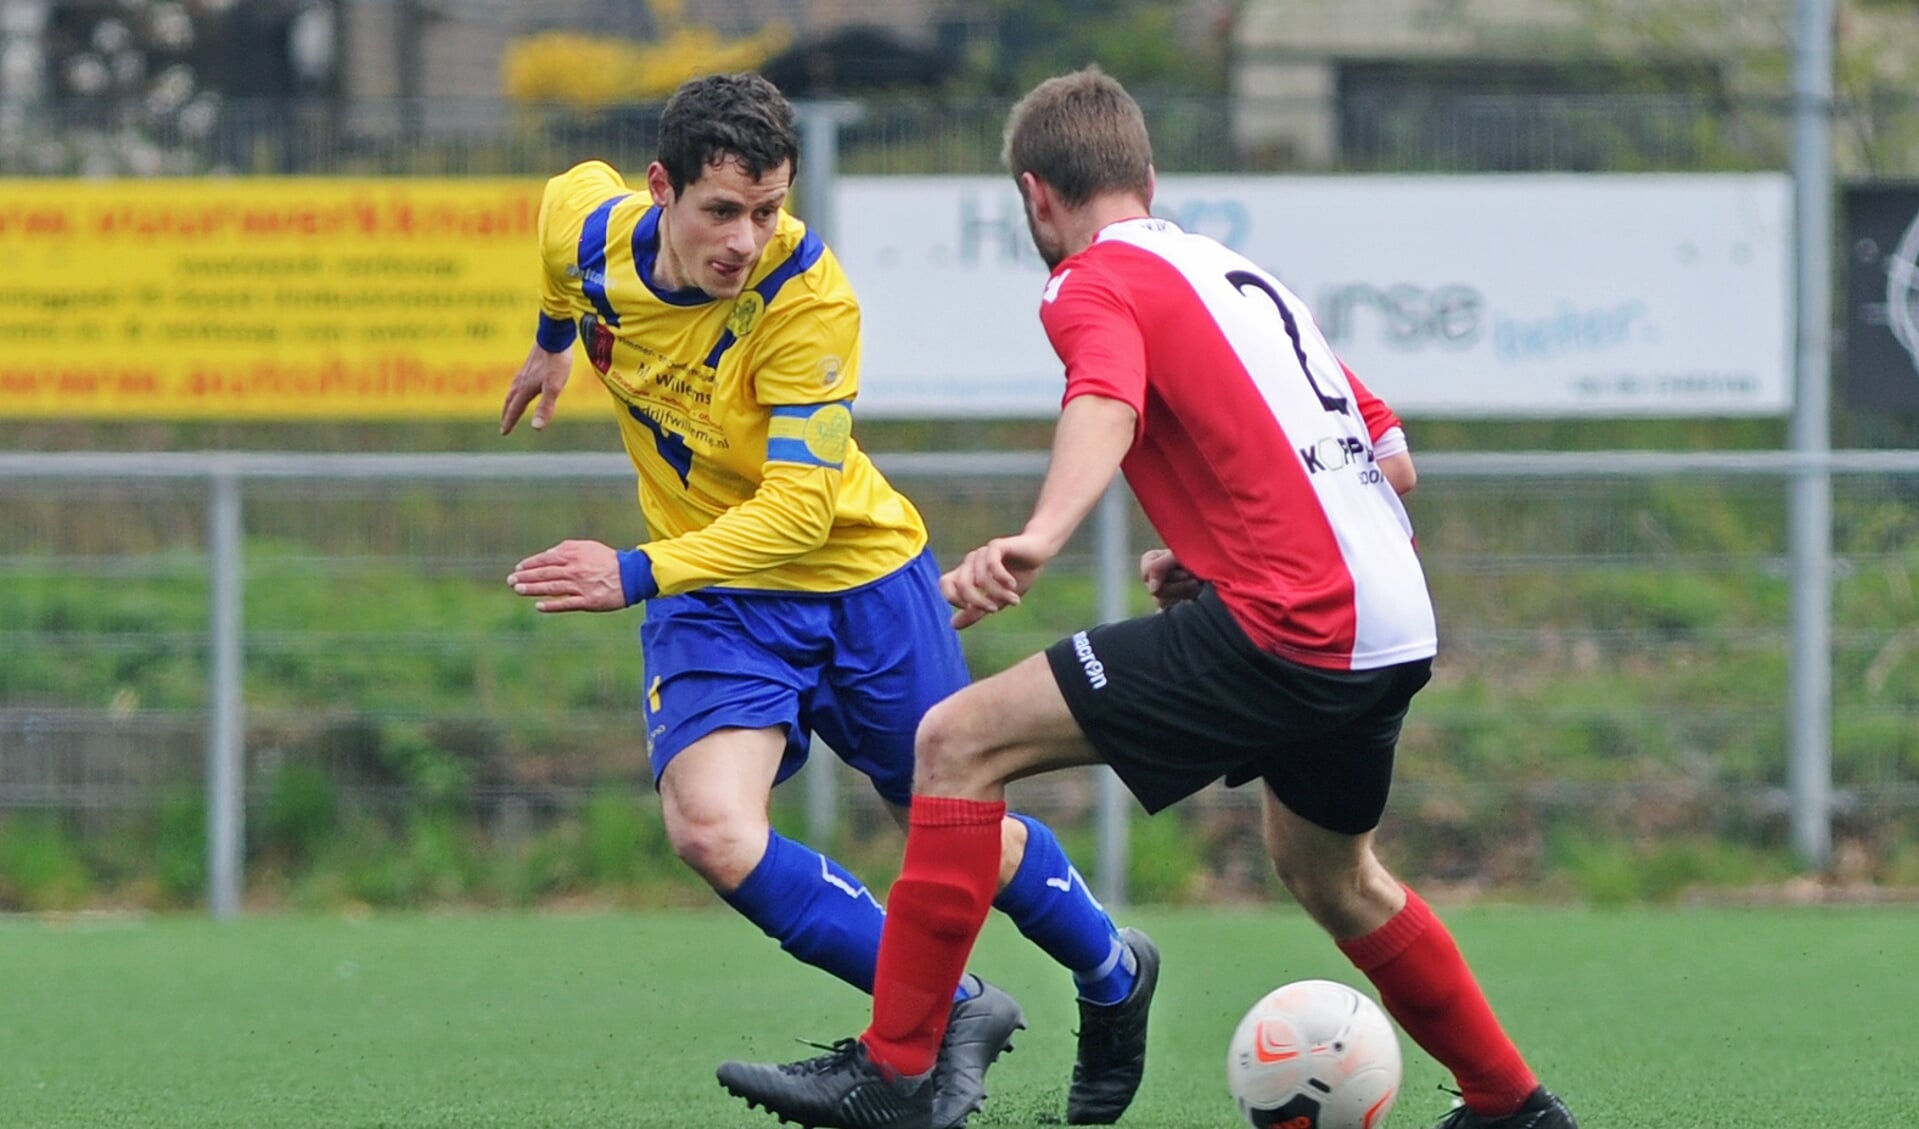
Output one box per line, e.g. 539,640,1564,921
1018,393,1137,558
500,343,573,435
942,393,1137,629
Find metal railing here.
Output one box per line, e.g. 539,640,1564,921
8,449,1919,914
7,91,1917,178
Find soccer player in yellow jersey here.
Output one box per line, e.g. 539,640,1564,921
499,74,1155,1128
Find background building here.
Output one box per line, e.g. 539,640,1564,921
1232,0,1919,171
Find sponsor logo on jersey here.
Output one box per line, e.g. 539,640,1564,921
1298,435,1370,474
581,314,615,374
565,262,611,292
1070,630,1108,690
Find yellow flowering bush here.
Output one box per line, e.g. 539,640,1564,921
502,24,792,109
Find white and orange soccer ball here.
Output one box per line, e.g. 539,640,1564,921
1225,978,1403,1129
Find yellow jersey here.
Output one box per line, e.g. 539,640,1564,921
535,161,927,596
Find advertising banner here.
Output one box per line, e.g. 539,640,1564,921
834,174,1794,418
1843,183,1919,410
0,178,608,418
1,174,1791,419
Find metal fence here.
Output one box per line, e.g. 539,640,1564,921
4,450,1919,913
3,59,1915,910
5,91,1918,178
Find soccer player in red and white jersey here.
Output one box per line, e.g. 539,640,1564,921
718,68,1579,1129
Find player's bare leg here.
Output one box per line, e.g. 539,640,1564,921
657,726,785,893
677,726,1023,1128
663,726,900,995
1261,794,1576,1128
718,654,1153,1128
1257,789,1401,939
868,655,1151,1125
897,659,1159,1124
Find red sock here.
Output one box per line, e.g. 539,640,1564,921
1337,887,1539,1117
861,796,1005,1077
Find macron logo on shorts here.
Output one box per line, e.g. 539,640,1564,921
1071,630,1109,690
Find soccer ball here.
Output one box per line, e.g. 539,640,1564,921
1225,978,1403,1129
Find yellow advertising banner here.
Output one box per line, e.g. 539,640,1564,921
0,178,609,418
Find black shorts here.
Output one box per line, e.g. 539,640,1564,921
1043,586,1432,835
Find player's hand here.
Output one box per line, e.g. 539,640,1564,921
1140,548,1201,610
508,539,625,613
941,532,1049,629
501,343,573,435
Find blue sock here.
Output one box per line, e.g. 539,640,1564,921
993,814,1136,1005
721,830,883,993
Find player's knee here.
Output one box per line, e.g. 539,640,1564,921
997,814,1030,889
1273,858,1358,920
1272,853,1397,936
663,810,766,891
912,696,985,789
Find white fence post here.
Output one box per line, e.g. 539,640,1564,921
207,468,245,920
797,98,862,849
1788,0,1835,871
1094,483,1133,908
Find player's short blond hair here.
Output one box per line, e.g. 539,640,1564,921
1001,66,1153,207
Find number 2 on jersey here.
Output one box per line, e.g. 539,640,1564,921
1226,270,1351,417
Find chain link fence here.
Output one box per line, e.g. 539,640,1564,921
5,90,1918,178
4,453,1917,907
5,70,1919,906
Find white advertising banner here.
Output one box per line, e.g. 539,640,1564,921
833,174,1792,418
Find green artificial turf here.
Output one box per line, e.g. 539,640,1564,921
2,904,1915,1127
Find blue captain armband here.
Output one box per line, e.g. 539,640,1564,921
535,312,578,353
617,549,657,605
766,401,854,470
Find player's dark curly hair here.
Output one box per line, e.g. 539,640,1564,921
655,72,801,194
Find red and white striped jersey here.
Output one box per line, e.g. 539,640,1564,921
1039,217,1437,671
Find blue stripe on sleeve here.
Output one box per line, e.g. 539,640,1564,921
766,436,828,466
616,549,656,604
766,402,847,470
535,312,577,352
578,195,629,326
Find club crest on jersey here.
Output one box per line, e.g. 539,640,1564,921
803,403,853,464
726,292,766,339
818,354,844,388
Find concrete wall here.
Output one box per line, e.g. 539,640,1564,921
1229,0,1793,166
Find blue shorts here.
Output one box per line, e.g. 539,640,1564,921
638,550,970,806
